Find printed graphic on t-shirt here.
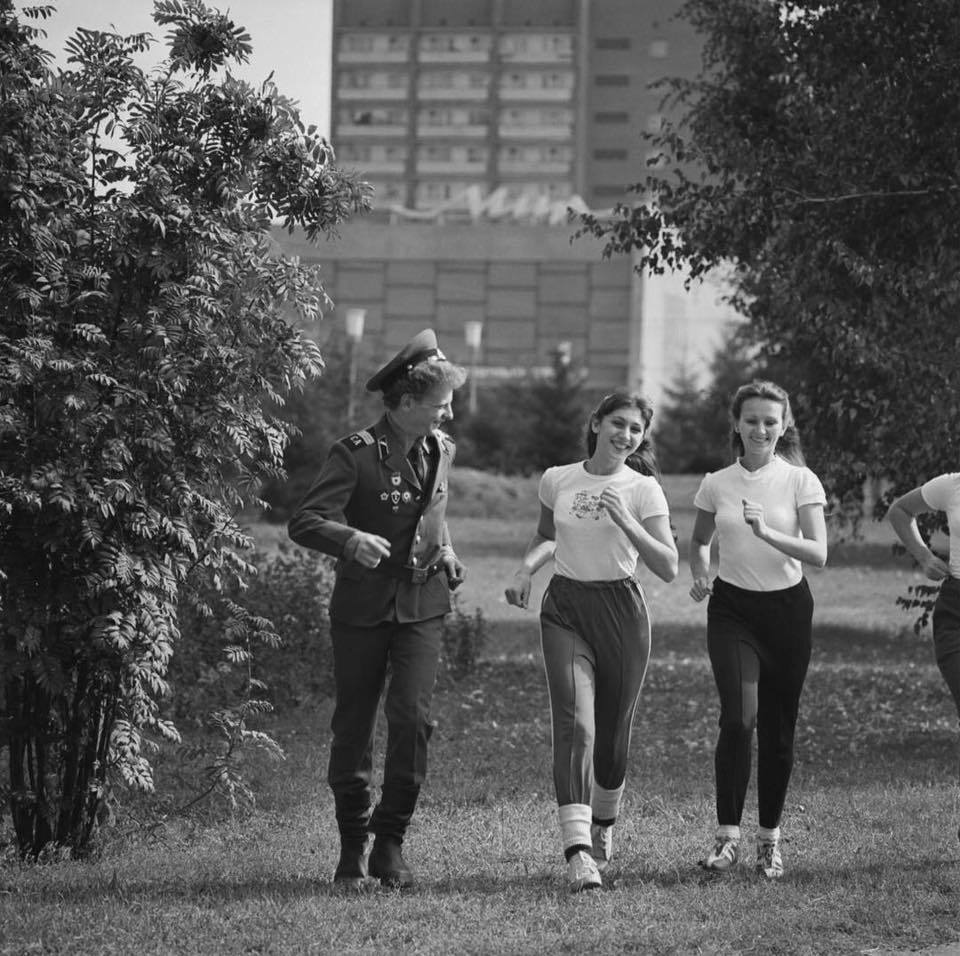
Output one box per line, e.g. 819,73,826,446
570,491,605,520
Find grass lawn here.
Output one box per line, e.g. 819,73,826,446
2,471,959,955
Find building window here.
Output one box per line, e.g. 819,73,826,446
594,111,629,123
595,75,630,87
593,148,628,161
595,37,630,50
341,35,374,54
421,145,452,162
340,107,408,127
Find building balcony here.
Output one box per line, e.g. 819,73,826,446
356,160,406,175
338,87,408,101
416,160,487,175
416,87,489,101
337,50,409,64
337,124,408,137
498,87,574,102
500,52,574,64
498,125,572,140
416,124,488,138
418,50,490,64
498,160,571,175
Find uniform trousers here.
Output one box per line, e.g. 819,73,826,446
706,577,813,830
539,575,651,809
932,576,960,724
327,616,442,843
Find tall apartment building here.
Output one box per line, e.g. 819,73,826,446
278,0,738,402
331,0,701,213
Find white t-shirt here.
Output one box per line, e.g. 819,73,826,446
920,473,960,579
694,456,827,592
539,461,670,580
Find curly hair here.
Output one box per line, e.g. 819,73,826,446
381,360,467,409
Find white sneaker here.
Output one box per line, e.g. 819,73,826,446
590,824,612,871
567,849,602,893
756,840,783,879
700,837,739,872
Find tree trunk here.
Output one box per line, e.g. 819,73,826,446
5,668,116,858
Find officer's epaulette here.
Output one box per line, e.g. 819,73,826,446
342,429,375,451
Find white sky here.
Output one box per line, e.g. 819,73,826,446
24,0,333,137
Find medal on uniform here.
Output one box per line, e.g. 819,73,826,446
402,491,412,503
391,473,402,486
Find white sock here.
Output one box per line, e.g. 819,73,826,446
591,782,624,825
558,803,592,855
757,826,781,845
716,824,741,842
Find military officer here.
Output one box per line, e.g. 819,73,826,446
288,328,467,890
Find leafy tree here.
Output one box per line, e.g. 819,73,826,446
577,0,960,522
0,0,368,856
454,349,592,475
654,322,759,473
260,331,381,522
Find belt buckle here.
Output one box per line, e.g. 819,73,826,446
410,567,428,584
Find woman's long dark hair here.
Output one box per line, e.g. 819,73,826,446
728,380,806,466
585,390,664,484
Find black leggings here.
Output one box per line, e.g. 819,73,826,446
932,577,960,724
706,577,813,830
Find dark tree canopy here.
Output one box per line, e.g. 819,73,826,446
579,0,960,517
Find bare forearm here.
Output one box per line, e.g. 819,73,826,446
622,519,677,582
887,506,932,562
689,541,712,581
516,533,556,575
755,527,827,567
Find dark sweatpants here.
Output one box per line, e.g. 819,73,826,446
539,575,651,808
706,577,813,830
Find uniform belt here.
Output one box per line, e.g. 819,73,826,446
370,562,442,585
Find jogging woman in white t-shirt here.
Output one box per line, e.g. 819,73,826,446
690,380,827,880
887,474,960,840
504,391,678,893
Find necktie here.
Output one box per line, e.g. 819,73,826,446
408,439,427,484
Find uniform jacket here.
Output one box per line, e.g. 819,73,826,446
288,414,456,625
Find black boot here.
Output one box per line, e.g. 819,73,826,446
333,838,369,890
368,835,414,888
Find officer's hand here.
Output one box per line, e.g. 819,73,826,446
443,553,466,590
505,569,532,610
345,532,391,568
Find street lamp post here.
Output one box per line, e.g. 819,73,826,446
344,308,366,427
464,320,483,415
553,339,572,387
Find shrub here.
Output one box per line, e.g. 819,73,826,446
440,598,487,683
170,546,336,718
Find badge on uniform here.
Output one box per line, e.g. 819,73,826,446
391,473,402,486
390,490,401,506
402,491,412,503
380,492,389,501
